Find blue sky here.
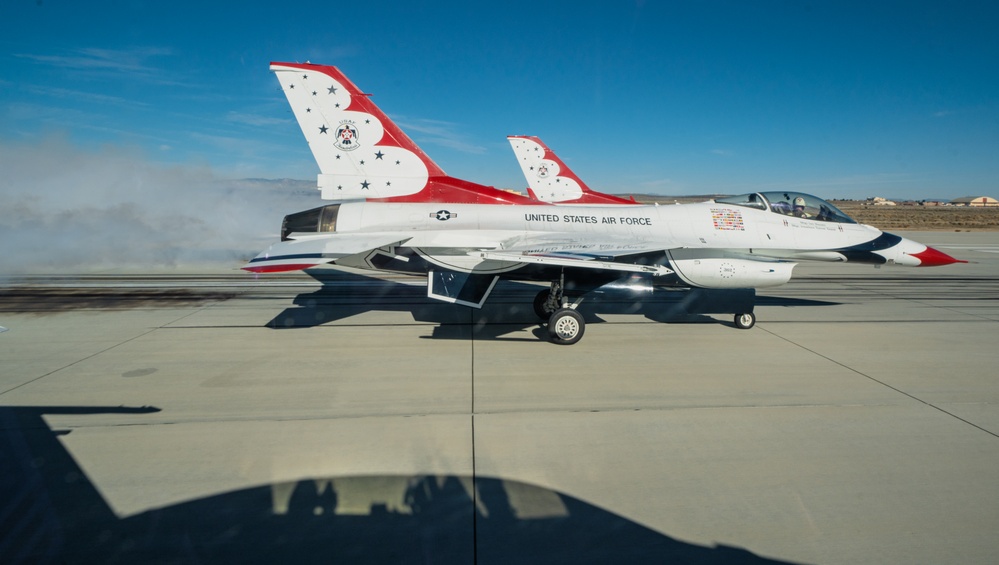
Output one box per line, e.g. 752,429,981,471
2,0,997,200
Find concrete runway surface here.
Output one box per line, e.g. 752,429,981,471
2,231,997,563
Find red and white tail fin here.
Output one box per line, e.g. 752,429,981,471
272,62,537,205
507,136,636,205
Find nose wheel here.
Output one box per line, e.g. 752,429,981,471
734,312,756,329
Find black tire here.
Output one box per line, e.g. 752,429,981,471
734,312,756,330
533,289,555,320
548,308,585,345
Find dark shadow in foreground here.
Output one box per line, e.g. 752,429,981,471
2,405,800,564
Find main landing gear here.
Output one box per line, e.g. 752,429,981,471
548,308,585,345
533,277,758,344
534,277,586,345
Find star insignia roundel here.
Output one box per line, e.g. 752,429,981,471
433,210,455,221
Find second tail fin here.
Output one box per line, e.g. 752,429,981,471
508,136,636,205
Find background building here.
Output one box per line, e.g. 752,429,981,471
952,196,998,207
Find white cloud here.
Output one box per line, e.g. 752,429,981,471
21,84,149,108
16,46,172,74
224,111,291,127
14,47,188,86
393,116,487,155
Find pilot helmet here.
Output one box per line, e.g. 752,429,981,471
793,197,806,207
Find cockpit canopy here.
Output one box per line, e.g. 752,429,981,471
714,192,856,224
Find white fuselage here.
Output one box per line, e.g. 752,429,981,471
333,200,881,258
249,198,937,286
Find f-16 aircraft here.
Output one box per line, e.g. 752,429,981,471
508,135,636,205
244,62,964,345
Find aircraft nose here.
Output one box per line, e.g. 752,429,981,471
880,235,966,267
909,245,966,266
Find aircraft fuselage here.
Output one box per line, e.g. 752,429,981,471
253,198,935,294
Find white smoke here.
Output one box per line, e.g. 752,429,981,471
0,136,320,274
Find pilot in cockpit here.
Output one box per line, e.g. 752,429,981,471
792,197,810,218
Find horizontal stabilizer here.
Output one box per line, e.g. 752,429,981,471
243,233,411,273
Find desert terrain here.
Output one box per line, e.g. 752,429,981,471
831,201,999,231
629,194,999,231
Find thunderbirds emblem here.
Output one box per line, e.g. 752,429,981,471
334,121,360,151
537,164,549,179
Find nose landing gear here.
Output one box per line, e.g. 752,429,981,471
734,312,756,330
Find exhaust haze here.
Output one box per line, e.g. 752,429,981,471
0,137,320,274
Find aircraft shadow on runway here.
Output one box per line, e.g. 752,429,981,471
265,270,839,341
1,405,795,564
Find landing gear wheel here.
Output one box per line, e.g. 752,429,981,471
734,312,756,330
533,289,556,320
548,308,585,345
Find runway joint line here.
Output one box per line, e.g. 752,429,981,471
760,325,999,441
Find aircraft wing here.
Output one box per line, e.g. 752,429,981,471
480,250,673,275
243,233,412,273
244,229,794,290
481,233,675,275
480,233,796,289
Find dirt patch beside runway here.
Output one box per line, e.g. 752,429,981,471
831,202,999,231
633,194,999,231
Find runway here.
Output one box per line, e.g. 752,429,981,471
2,231,998,563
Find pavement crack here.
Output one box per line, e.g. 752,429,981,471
760,326,999,441
0,307,209,397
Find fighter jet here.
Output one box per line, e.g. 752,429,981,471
244,62,964,345
507,135,636,205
